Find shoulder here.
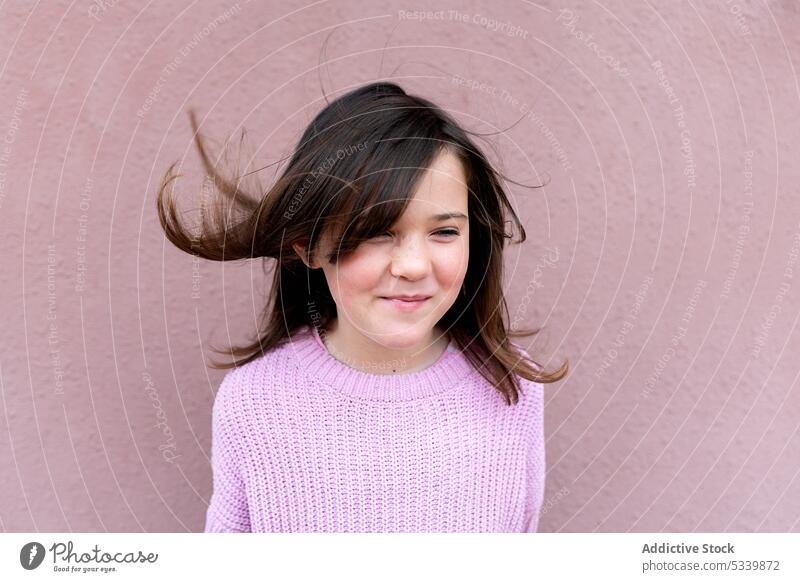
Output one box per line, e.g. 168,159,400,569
213,329,312,408
511,373,546,463
210,352,284,442
211,364,254,427
506,340,545,417
516,376,544,422
214,355,268,405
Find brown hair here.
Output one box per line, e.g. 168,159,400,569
156,81,568,405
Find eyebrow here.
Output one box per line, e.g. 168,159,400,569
431,212,468,221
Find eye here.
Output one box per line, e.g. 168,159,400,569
434,229,460,237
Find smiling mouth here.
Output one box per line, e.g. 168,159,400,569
380,296,431,302
379,296,431,311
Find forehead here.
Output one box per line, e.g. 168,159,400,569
398,149,469,220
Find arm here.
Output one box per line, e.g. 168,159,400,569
507,341,547,532
522,378,546,533
204,373,251,533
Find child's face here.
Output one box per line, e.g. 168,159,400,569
296,148,470,350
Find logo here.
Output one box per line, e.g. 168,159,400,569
20,542,46,570
18,539,159,574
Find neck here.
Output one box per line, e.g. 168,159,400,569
320,320,449,375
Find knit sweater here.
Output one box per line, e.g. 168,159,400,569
203,324,546,533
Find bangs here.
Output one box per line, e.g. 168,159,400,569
323,136,449,263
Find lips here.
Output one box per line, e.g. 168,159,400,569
379,295,431,312
381,295,431,301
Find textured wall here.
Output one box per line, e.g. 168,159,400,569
1,0,798,532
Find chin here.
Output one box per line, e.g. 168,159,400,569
369,325,432,349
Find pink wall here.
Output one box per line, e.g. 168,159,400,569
1,0,799,532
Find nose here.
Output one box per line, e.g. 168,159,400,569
389,236,430,280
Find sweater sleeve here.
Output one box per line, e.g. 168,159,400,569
508,340,547,532
204,373,251,533
522,377,546,532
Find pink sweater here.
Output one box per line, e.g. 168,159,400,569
204,324,546,532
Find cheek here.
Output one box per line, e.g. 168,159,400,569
328,251,385,298
435,241,469,291
326,240,469,301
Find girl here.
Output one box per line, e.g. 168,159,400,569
156,81,568,532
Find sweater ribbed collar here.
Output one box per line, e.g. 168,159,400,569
289,324,474,402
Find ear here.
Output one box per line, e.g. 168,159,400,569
292,242,317,269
